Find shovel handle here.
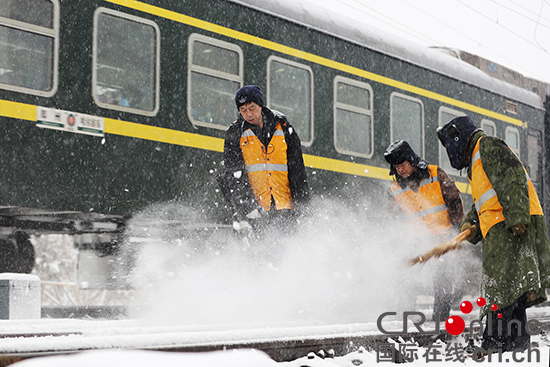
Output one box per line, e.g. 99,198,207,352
454,228,472,244
408,227,474,266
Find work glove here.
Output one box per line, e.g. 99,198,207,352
510,223,527,236
460,222,478,242
233,220,253,236
245,209,262,220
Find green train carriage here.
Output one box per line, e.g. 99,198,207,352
0,0,546,285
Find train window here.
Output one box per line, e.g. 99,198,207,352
506,100,518,115
505,126,520,158
267,56,314,146
438,107,464,175
390,93,424,157
481,119,497,137
93,8,160,116
333,76,373,158
0,0,59,97
527,131,541,182
188,34,243,130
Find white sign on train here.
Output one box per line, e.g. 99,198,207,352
36,106,104,137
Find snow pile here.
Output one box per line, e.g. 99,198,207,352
11,349,277,367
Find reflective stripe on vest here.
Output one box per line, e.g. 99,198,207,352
240,121,292,211
470,137,543,238
390,165,452,236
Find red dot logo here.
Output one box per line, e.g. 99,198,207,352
445,297,498,336
460,301,473,314
67,114,75,127
445,316,466,335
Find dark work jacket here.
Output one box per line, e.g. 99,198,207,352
218,107,310,221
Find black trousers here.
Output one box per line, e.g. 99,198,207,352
482,294,530,352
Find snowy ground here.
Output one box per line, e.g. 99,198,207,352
7,336,550,366
2,309,550,366
0,319,382,353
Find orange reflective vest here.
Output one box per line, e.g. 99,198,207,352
391,165,452,236
470,137,543,238
240,121,293,211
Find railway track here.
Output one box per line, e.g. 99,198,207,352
1,318,549,366
0,320,438,366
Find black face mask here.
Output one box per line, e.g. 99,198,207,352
437,123,464,170
437,116,479,170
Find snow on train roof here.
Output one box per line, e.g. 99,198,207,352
229,0,542,110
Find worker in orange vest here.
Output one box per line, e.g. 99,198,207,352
218,85,310,235
384,140,465,320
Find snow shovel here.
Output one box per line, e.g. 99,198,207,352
408,227,474,266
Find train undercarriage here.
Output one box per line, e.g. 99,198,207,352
0,206,124,287
0,205,237,290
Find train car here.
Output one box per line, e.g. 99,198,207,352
0,0,546,287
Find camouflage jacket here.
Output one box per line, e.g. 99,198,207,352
462,131,550,317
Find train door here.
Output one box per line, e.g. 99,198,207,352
526,129,543,203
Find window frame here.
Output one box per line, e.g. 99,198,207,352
0,0,59,97
505,126,520,158
187,33,243,130
92,7,161,117
266,55,314,146
390,92,425,158
333,76,374,159
481,119,497,138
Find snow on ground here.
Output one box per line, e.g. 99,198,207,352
0,319,382,354
3,311,550,366
8,338,550,366
11,349,278,367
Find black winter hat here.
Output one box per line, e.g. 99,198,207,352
437,116,481,170
384,140,428,175
235,85,264,109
